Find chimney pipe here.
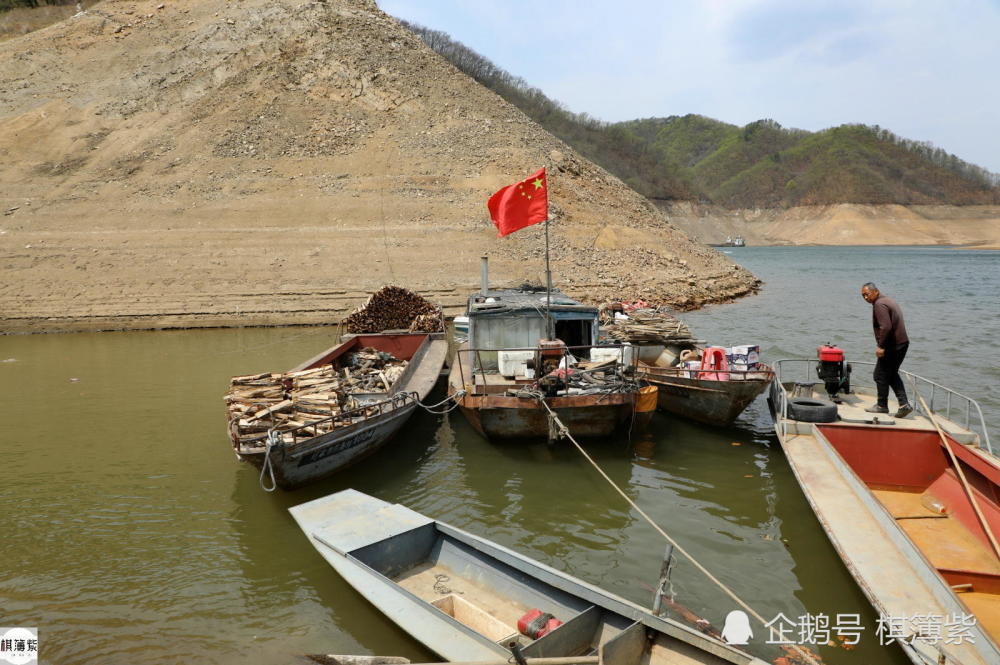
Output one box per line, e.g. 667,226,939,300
481,255,489,296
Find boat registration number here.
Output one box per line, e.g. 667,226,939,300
297,429,377,467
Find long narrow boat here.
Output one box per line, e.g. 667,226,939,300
290,489,766,665
769,359,998,665
448,287,640,441
228,332,447,489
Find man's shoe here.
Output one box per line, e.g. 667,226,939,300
865,404,889,414
895,404,913,418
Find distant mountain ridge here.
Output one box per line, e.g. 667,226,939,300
403,21,1000,209
621,116,1000,208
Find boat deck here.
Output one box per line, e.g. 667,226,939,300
782,385,982,444
396,561,528,631
872,488,1000,636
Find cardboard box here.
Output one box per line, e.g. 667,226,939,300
727,345,760,370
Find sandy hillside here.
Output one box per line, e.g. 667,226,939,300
662,202,1000,247
0,0,757,334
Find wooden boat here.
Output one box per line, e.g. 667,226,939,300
637,349,774,426
769,359,998,665
448,287,640,441
290,488,767,665
228,332,447,490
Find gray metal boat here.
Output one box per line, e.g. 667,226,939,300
290,489,766,665
230,333,447,490
769,359,997,665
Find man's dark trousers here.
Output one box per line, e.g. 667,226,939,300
874,342,909,408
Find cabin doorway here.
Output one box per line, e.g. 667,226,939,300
555,319,593,351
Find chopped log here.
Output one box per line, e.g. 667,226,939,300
226,351,409,442
246,399,293,421
229,371,272,384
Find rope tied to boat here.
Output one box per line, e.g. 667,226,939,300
259,429,279,493
418,389,466,414
533,397,823,665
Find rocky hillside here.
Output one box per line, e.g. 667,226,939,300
0,0,756,333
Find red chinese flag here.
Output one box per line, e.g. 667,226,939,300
488,168,548,237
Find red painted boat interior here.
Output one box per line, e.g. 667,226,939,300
818,424,1000,552
305,334,426,369
817,424,1000,636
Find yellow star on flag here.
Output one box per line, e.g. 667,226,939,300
532,178,544,190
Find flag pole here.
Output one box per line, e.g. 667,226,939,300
545,217,554,340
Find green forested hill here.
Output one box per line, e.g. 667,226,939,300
621,116,999,207
402,20,999,208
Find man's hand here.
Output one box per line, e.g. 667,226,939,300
876,347,885,358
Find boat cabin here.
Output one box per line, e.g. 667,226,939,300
467,288,599,370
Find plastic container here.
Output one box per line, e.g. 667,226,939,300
656,348,678,368
637,344,666,363
699,346,730,381
518,609,562,639
498,350,534,377
591,344,636,366
635,386,658,413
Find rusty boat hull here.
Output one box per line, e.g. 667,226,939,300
638,362,774,426
448,344,635,441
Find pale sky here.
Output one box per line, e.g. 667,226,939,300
379,0,1000,174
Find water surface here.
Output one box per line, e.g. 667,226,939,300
6,246,995,664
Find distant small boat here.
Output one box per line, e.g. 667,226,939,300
227,332,447,489
708,236,746,248
770,359,999,665
290,489,766,665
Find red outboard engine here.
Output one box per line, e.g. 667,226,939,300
816,344,851,402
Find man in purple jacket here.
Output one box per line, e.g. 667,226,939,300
861,283,912,418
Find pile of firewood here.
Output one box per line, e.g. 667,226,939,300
225,349,408,447
343,285,443,333
408,312,443,333
603,309,698,344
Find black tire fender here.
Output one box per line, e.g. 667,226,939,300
786,397,838,423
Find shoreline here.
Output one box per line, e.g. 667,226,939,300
8,238,996,336
10,241,999,336
0,281,760,336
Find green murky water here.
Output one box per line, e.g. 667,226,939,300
10,244,995,665
0,327,901,665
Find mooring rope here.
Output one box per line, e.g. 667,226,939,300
534,398,822,665
418,389,466,414
259,430,279,493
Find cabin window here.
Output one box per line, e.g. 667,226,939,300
470,314,597,371
472,314,547,352
471,314,547,371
